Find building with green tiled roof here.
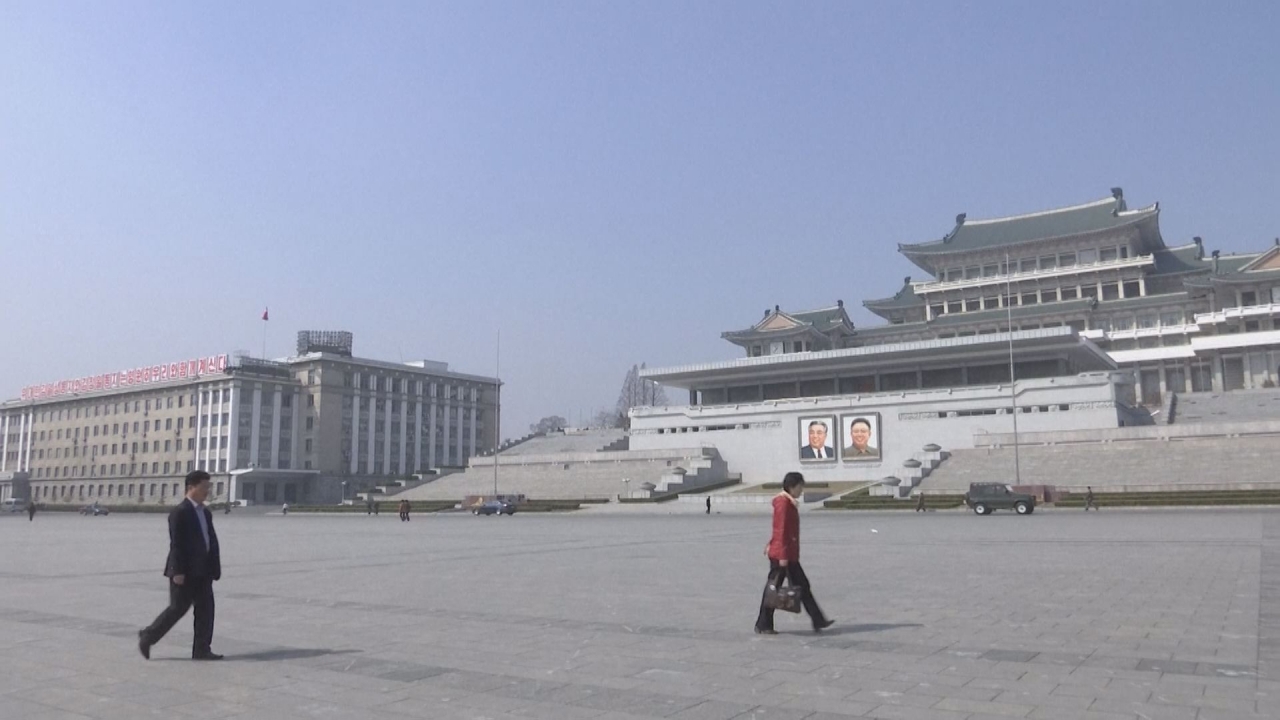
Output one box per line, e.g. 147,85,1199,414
674,189,1280,408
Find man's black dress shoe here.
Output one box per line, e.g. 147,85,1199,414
137,631,151,660
813,619,835,632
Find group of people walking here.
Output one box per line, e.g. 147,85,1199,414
133,468,833,663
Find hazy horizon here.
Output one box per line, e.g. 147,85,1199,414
2,2,1277,437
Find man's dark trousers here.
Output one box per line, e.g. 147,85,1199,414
143,577,215,656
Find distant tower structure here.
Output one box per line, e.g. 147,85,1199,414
296,331,354,357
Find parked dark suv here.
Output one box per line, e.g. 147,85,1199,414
964,483,1035,516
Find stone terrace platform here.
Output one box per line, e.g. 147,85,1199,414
1,509,1278,719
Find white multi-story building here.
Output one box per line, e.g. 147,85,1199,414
0,331,499,506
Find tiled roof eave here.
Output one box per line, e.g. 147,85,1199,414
900,212,1155,257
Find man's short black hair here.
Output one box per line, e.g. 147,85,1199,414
850,417,872,432
782,472,806,492
185,470,211,489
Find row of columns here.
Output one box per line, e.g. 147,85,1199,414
347,384,479,475
1,409,35,473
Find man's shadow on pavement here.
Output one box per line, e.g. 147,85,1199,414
156,648,360,662
777,622,922,637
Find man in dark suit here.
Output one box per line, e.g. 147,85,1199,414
138,470,222,661
799,420,834,460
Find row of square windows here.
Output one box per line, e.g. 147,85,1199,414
337,371,483,401
34,479,227,500
937,246,1133,282
23,389,233,424
31,458,228,479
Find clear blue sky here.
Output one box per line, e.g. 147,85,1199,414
2,2,1277,436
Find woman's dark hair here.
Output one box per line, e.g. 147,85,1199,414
782,472,806,492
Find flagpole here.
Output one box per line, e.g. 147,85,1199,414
493,329,500,497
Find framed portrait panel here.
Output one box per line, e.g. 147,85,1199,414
840,412,882,462
798,416,837,462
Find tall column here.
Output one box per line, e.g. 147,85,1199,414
227,385,241,472
398,397,408,475
1,413,9,472
269,388,283,469
194,388,204,468
382,396,392,474
468,395,478,462
202,387,216,469
289,390,300,470
15,412,27,472
455,404,464,465
427,384,438,470
349,388,361,474
413,393,424,473
24,409,33,471
442,389,452,467
365,396,376,474
249,386,263,468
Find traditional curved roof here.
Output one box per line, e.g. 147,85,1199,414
1150,244,1206,275
721,305,855,344
863,276,925,311
900,193,1160,258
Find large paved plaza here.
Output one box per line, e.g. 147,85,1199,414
1,508,1278,720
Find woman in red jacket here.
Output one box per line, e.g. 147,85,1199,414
755,472,834,634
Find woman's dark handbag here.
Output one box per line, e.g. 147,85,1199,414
763,577,802,613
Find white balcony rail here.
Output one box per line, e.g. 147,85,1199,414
1194,303,1280,325
913,255,1155,294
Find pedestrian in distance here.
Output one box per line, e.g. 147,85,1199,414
1085,486,1098,512
366,498,375,515
399,499,410,522
915,492,926,512
705,496,711,515
27,501,36,522
755,472,834,635
138,470,223,661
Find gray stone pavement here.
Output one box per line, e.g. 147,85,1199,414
1,508,1278,720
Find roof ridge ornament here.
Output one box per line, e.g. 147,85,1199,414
1111,187,1126,215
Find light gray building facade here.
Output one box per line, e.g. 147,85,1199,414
1,331,499,506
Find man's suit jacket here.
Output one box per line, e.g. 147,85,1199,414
767,494,800,562
164,499,221,581
842,445,880,459
800,445,834,460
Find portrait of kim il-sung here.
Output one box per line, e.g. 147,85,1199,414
798,416,836,462
841,413,881,462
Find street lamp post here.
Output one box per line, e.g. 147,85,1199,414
341,481,347,504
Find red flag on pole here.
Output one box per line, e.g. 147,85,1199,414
262,308,269,321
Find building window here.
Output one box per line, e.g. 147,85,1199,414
1137,314,1157,329
981,264,998,277
1100,247,1119,262
1112,315,1133,331
1160,311,1183,326
946,301,962,314
929,304,944,318
1018,258,1036,273
1039,255,1057,270
1021,292,1038,306
1123,280,1142,298
982,296,999,309
1061,287,1079,301
1245,320,1261,333
1101,283,1120,301
964,299,981,313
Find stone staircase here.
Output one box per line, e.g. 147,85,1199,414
644,454,730,495
599,435,630,453
356,469,461,500
870,444,950,499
